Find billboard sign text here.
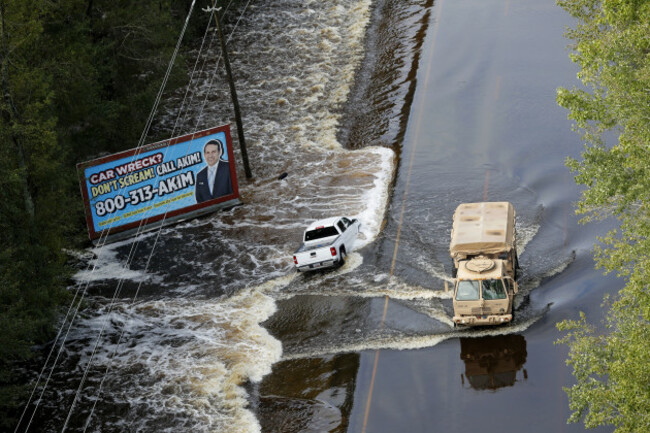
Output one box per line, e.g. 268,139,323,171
78,125,239,240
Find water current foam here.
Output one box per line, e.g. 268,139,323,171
60,0,560,430
64,1,392,432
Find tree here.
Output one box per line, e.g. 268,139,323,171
0,0,72,427
0,0,202,427
555,0,650,432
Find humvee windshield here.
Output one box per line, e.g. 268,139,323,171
455,279,507,301
482,279,507,300
456,280,480,300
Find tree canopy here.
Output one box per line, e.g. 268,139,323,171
556,0,650,431
0,0,205,427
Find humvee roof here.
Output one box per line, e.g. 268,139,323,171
450,202,515,256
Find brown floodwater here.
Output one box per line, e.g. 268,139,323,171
18,0,620,432
259,0,619,432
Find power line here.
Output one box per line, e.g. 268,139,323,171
69,0,256,430
58,3,201,431
80,3,224,427
17,0,257,429
13,1,207,431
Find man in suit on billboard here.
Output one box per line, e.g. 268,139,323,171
195,139,233,203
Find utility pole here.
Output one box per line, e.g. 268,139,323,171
204,4,252,179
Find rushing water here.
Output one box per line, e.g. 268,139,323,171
19,0,619,432
22,1,397,432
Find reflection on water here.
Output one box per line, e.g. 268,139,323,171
459,335,527,391
256,354,360,433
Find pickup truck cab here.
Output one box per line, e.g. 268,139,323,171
293,216,360,272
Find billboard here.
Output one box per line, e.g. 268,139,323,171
77,125,240,241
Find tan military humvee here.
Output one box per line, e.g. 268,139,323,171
450,202,519,326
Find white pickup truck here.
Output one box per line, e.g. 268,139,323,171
293,216,360,272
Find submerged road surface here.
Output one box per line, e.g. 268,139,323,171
262,0,620,432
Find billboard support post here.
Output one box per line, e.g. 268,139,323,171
207,5,253,179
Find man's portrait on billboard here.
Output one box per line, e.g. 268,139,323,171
195,139,233,203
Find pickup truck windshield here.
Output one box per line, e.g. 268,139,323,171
305,226,339,241
482,279,507,300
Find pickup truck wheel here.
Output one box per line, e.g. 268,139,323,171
338,249,347,267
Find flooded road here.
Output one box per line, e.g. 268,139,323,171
261,0,621,432
20,0,621,432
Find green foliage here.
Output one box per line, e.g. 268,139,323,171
0,0,205,427
556,0,650,432
0,2,70,425
558,306,650,432
557,0,650,219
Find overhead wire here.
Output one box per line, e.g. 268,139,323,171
15,0,222,424
12,281,85,433
57,2,202,431
77,1,253,429
16,220,130,432
19,0,253,428
13,1,211,431
61,0,251,430
80,2,225,427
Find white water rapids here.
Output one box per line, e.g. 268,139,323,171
58,1,395,432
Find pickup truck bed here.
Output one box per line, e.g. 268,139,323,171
293,216,360,272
